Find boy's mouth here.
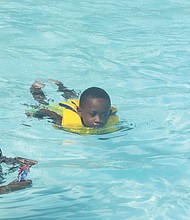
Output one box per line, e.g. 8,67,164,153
93,123,104,128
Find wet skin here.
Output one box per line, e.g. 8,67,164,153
78,97,111,128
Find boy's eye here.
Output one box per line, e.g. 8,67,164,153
89,113,96,117
101,113,107,117
89,112,108,118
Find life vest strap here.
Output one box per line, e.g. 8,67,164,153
59,103,77,113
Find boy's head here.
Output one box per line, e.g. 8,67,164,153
78,87,111,128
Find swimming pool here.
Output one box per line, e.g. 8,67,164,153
1,0,190,219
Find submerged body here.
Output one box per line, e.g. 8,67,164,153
52,99,119,134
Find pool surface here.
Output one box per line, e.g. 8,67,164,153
1,0,190,219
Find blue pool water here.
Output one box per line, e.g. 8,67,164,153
1,0,190,219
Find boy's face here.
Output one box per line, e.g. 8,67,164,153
78,97,111,128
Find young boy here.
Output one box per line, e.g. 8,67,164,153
27,80,119,134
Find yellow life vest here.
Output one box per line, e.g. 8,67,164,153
49,99,119,135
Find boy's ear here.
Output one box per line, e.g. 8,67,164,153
77,107,82,117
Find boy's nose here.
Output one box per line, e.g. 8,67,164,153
94,115,102,122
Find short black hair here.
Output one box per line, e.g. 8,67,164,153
79,87,111,108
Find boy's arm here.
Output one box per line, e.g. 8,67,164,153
48,80,78,99
33,109,62,125
30,82,49,105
